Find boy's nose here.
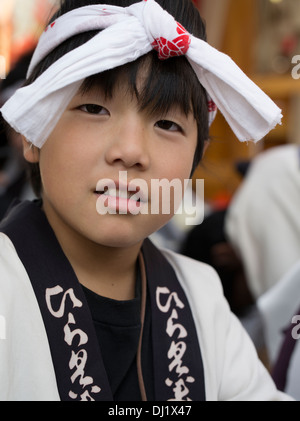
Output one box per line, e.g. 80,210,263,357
104,115,150,170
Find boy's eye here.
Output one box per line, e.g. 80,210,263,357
79,104,109,115
155,120,182,132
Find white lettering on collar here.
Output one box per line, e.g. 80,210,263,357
46,285,101,400
156,286,195,400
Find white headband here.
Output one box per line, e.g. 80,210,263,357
0,0,282,148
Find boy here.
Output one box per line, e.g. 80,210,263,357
0,0,291,401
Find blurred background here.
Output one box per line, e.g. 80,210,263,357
1,0,300,208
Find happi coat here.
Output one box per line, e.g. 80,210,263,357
0,200,292,401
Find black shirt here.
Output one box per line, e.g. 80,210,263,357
82,281,154,401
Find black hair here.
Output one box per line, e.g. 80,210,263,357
26,0,209,197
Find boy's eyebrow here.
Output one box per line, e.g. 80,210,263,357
76,74,194,122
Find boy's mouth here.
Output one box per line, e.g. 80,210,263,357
96,176,149,200
94,178,149,214
95,187,141,202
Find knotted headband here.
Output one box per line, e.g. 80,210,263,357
1,0,282,148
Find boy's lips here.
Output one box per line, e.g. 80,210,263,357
94,179,148,203
94,179,149,215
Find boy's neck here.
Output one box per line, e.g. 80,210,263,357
43,206,142,301
70,242,141,301
65,236,141,301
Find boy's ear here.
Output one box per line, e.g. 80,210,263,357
202,139,210,157
22,136,40,163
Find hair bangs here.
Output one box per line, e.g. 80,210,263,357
80,51,208,124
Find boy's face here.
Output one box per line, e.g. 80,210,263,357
24,73,198,250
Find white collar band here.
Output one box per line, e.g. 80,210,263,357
0,0,282,148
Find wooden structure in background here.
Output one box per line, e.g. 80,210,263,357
193,0,259,207
194,0,300,207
